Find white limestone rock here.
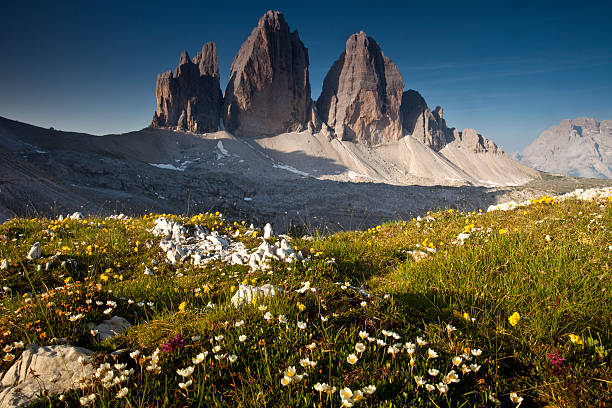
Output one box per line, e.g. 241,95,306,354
91,316,131,341
0,344,94,408
455,232,471,245
263,223,273,239
26,243,41,260
151,217,186,240
0,259,8,271
231,284,281,307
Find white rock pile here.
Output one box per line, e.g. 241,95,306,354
151,217,303,271
488,187,612,212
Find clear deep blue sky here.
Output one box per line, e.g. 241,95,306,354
1,0,611,152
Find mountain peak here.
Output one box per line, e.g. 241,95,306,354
223,10,313,136
178,50,191,66
520,117,612,178
316,32,404,145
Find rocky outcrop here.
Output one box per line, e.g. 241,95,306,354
152,42,223,133
455,128,499,154
223,11,314,137
400,90,499,153
519,117,612,178
316,31,404,145
0,344,94,407
400,90,452,151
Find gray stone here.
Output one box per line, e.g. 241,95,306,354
92,316,130,341
0,344,94,408
26,242,41,260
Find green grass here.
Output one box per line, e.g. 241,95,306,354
0,197,610,407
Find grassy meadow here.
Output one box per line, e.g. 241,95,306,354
0,194,610,407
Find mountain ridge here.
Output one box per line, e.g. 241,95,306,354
518,117,612,179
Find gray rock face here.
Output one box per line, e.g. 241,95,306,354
520,117,612,178
223,10,313,137
400,90,499,154
152,43,223,133
456,128,499,154
400,90,452,151
0,344,94,407
316,31,404,145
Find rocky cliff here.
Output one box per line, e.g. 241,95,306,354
223,11,314,137
400,90,451,151
316,31,404,145
151,42,223,133
519,117,612,178
400,89,499,153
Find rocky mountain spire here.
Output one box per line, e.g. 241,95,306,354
223,10,314,136
151,42,222,133
193,42,219,79
316,31,404,145
400,90,452,151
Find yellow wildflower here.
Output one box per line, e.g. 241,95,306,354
508,312,521,326
568,334,583,345
178,301,187,312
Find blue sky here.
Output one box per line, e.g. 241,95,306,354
1,0,611,152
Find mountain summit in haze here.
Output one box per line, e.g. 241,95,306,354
519,117,612,179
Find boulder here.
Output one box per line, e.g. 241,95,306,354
26,242,41,260
0,344,94,408
91,316,130,342
263,223,273,239
316,31,404,145
223,10,315,136
152,43,223,133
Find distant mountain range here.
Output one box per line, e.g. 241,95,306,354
516,117,612,179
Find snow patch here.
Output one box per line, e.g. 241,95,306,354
149,163,185,172
272,164,310,177
217,141,229,156
149,160,192,172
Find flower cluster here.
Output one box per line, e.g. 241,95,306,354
162,334,185,353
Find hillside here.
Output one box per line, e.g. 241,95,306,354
0,188,610,407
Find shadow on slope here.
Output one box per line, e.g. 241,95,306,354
0,116,512,230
